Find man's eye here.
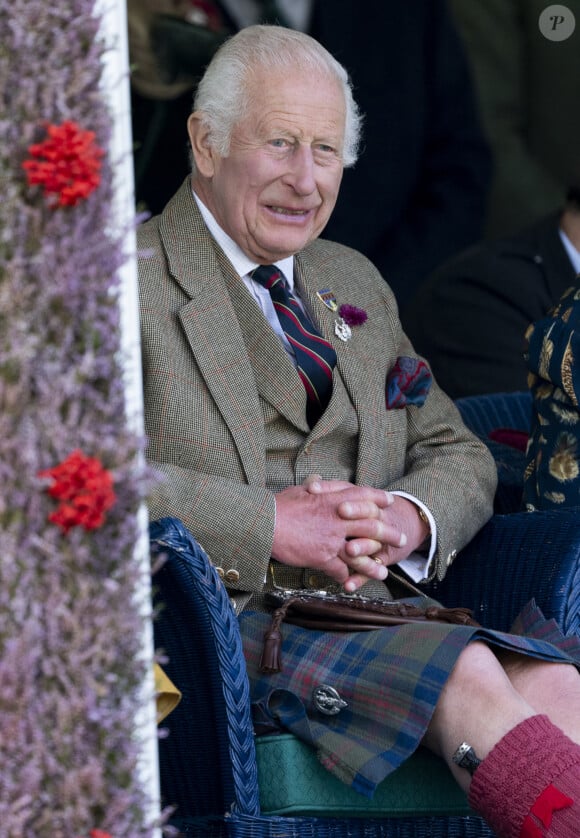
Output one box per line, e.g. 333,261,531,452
270,138,289,148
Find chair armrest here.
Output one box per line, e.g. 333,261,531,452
456,392,531,514
425,510,580,635
455,391,532,438
150,516,260,820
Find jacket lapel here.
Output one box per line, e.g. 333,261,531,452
158,183,268,484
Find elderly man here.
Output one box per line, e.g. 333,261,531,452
138,25,580,837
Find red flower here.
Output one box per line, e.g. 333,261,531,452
22,121,103,207
38,450,116,533
89,831,112,838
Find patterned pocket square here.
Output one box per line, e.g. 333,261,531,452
386,356,432,409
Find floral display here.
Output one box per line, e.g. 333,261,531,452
22,121,103,208
38,449,117,533
0,0,157,834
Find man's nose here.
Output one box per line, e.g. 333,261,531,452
284,144,317,194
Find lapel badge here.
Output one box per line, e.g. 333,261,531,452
316,288,338,312
334,317,352,342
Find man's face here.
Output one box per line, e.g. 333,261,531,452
190,65,346,262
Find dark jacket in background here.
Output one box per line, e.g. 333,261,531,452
449,0,580,240
523,277,580,510
402,212,577,399
311,0,491,307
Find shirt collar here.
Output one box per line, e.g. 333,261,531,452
193,190,296,289
559,228,580,275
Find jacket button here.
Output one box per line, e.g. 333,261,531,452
225,568,240,584
215,566,225,579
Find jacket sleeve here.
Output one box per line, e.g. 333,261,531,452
146,459,276,594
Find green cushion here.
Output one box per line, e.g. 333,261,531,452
256,733,474,817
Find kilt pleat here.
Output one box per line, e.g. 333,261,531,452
239,599,580,797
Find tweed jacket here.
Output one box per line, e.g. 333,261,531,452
138,179,497,613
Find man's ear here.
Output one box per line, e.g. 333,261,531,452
187,112,215,177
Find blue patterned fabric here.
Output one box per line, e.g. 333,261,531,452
385,356,432,408
524,280,580,509
240,601,580,798
150,516,580,837
456,391,532,513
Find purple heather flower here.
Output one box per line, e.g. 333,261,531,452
0,1,157,834
338,303,368,327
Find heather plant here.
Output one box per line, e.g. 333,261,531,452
0,1,156,835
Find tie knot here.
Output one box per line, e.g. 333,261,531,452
252,264,283,291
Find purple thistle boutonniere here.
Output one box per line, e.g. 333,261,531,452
339,304,368,327
316,290,368,342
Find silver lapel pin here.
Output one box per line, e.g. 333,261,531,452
316,289,352,342
334,317,352,342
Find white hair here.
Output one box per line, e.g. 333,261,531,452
191,24,363,170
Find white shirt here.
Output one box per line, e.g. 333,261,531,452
195,190,300,356
193,190,435,580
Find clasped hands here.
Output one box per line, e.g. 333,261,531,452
272,476,429,592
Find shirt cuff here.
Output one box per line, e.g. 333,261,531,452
391,491,436,582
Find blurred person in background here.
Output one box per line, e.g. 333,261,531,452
449,0,580,240
403,183,580,399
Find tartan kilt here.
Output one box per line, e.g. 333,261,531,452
239,599,580,798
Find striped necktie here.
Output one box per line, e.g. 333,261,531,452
252,265,336,426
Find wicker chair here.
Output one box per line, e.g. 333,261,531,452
150,392,580,837
455,391,532,440
456,390,531,514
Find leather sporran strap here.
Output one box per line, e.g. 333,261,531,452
259,591,480,674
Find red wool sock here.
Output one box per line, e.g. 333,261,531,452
468,715,580,837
